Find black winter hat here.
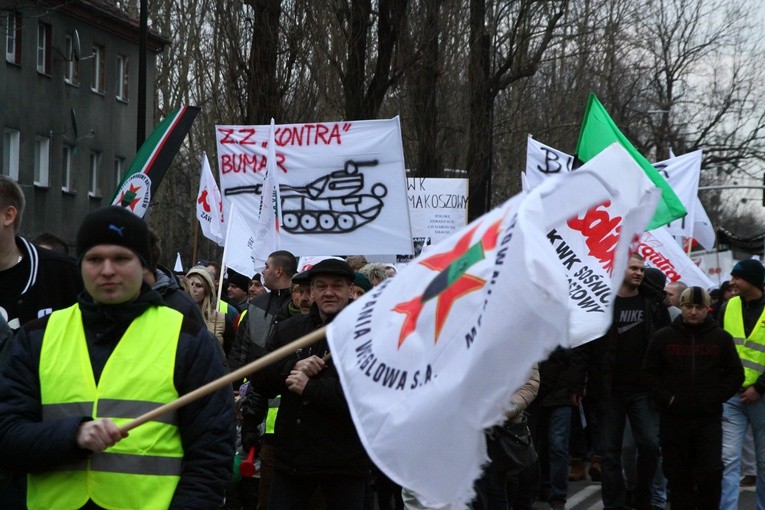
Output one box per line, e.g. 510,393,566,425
76,206,151,266
226,268,251,290
731,259,765,288
305,258,355,282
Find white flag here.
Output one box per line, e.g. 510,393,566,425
524,136,575,191
653,151,702,240
690,197,716,250
222,204,257,279
251,119,281,271
326,160,655,508
546,144,661,346
638,227,714,289
196,153,224,246
173,252,183,273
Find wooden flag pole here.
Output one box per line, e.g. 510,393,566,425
118,326,327,434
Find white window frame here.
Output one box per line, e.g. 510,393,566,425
5,12,20,64
91,44,104,93
3,128,20,180
116,54,128,101
62,144,74,192
36,23,51,75
64,33,79,85
89,151,101,197
34,136,50,187
114,156,125,189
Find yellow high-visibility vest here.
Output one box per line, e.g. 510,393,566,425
724,296,765,388
28,304,184,510
265,396,280,434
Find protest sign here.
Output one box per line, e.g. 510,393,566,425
215,118,413,256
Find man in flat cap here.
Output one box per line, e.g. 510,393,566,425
0,206,233,509
251,258,369,509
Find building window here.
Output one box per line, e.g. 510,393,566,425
116,54,129,102
62,144,74,192
64,33,79,85
3,128,20,180
34,136,50,186
114,156,125,188
89,151,101,197
36,23,51,75
91,44,105,93
5,12,21,65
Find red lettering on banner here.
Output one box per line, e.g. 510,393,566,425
239,128,257,145
567,201,622,274
218,128,236,144
218,124,350,147
220,154,259,174
637,243,681,282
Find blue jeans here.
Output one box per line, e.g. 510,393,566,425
540,406,571,503
622,419,667,507
597,392,660,509
720,394,765,510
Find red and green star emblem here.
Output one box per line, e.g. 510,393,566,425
118,183,142,211
393,219,502,349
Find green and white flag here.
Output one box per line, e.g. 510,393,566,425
111,106,201,217
576,93,686,230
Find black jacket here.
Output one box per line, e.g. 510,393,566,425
251,303,370,476
229,288,293,374
568,287,671,401
0,287,234,508
538,347,573,407
641,315,744,418
5,237,82,330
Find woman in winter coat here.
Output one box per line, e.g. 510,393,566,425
186,266,226,347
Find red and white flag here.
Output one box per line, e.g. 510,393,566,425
637,227,714,289
195,153,224,246
327,150,659,508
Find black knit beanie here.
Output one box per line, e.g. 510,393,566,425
76,206,151,266
731,259,765,288
226,268,251,291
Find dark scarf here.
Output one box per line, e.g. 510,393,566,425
78,283,164,344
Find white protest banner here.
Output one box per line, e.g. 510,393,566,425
653,150,701,240
690,250,735,287
406,177,468,258
196,153,225,246
636,227,715,289
215,118,413,256
545,144,661,346
327,161,653,508
221,204,257,279
296,255,345,273
689,197,716,250
524,136,575,191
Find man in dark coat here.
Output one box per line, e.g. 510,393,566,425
251,258,370,509
642,286,744,510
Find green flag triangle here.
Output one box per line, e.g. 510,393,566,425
575,93,686,230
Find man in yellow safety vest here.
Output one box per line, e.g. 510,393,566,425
0,206,234,510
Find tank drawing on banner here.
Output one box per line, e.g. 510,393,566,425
279,159,387,234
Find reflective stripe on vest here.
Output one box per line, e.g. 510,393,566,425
28,304,184,510
265,396,281,434
724,296,765,388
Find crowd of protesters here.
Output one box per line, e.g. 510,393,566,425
0,173,763,510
